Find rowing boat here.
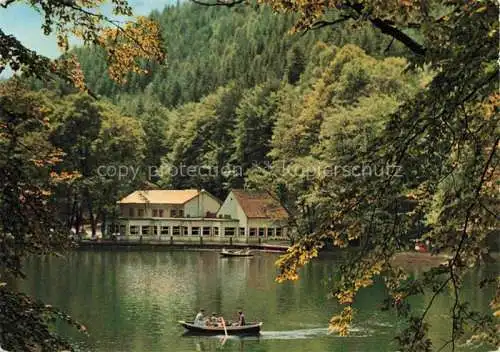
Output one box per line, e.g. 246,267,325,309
178,321,262,335
220,249,253,257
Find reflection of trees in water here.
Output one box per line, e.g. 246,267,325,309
119,252,196,298
463,264,498,310
219,255,251,310
19,251,494,351
191,336,254,352
420,264,498,346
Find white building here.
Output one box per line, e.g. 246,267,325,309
217,189,288,238
108,189,288,239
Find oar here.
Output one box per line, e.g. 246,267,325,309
221,317,228,337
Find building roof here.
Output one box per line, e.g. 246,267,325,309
231,189,288,219
118,189,200,204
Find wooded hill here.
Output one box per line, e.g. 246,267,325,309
21,2,426,234
75,3,412,108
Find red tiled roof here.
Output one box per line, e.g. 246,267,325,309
231,189,288,219
118,189,199,204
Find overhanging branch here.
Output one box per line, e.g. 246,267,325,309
187,0,426,55
347,2,426,56
0,0,18,8
369,18,425,56
310,17,351,30
190,0,245,7
302,17,351,36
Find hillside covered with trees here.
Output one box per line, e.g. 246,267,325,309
1,0,498,350
22,2,423,234
75,3,411,108
65,3,421,198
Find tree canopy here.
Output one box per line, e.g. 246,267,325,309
74,2,412,107
0,0,498,350
246,0,499,349
0,1,165,350
0,0,164,89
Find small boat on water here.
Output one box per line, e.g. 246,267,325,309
178,321,262,335
220,248,253,257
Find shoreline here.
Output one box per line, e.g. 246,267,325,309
75,241,499,264
76,239,290,252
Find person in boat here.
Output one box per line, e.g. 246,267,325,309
208,312,220,327
237,310,246,326
194,309,205,326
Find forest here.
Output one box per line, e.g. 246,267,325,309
0,0,498,351
18,3,426,236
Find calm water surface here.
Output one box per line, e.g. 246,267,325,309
18,250,497,352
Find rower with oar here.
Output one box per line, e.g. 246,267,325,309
194,308,206,326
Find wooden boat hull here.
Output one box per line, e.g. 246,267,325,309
178,321,262,335
220,250,253,257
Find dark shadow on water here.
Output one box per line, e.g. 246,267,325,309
182,327,333,340
182,332,261,339
181,333,260,352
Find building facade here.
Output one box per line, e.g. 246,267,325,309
107,189,288,239
216,189,288,238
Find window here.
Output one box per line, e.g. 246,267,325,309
107,225,113,234
181,226,188,235
142,226,150,235
178,209,184,217
172,226,180,235
152,209,158,217
224,227,235,236
276,228,282,237
158,209,164,217
249,228,257,236
161,226,169,235
268,228,275,237
202,227,211,236
239,228,245,236
214,227,219,236
191,227,200,236
119,225,126,235
130,226,139,235
258,228,265,237
120,208,126,217
129,208,134,217
138,209,144,217
153,226,158,235
170,209,177,217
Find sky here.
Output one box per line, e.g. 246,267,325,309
0,0,175,69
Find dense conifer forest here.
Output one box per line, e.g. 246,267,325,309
53,3,422,205
18,3,427,234
1,1,498,349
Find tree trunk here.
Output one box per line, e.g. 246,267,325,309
69,194,78,232
100,208,107,238
87,199,97,237
75,201,83,240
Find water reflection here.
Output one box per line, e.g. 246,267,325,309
17,250,497,352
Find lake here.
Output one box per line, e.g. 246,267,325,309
17,250,497,352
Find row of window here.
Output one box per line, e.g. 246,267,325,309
125,208,184,218
109,225,283,237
